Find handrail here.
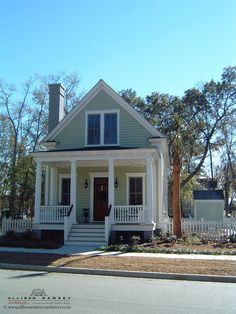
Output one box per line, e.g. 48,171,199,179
105,204,112,244
67,204,73,217
107,204,112,217
64,204,74,242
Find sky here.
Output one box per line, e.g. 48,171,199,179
0,0,236,97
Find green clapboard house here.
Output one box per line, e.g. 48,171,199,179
32,80,169,246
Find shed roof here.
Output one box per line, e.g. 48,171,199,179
193,190,224,200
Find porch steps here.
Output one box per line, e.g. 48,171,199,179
64,223,106,246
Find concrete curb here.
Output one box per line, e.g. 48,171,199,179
1,263,236,283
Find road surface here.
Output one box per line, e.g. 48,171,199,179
0,269,235,313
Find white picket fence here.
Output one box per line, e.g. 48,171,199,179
159,218,236,240
2,218,32,235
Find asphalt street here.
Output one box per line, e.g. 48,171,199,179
0,269,236,314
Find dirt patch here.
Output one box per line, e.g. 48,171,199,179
0,252,236,276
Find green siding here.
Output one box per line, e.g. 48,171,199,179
57,166,147,222
54,90,153,150
195,201,223,220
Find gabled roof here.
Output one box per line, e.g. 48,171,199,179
44,79,164,142
193,190,224,200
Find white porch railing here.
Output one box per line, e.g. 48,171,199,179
2,218,32,235
158,218,236,240
40,206,71,223
114,205,148,224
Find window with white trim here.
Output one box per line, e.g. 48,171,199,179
59,175,71,205
127,173,145,205
86,111,119,146
87,114,100,145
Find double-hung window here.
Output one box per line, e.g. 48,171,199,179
104,113,117,145
59,176,71,205
86,111,119,146
87,114,101,145
127,173,145,205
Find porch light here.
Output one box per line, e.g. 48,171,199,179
84,178,88,189
114,178,118,189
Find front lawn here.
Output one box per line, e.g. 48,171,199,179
0,252,236,276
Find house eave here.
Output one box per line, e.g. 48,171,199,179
148,137,170,167
42,141,57,150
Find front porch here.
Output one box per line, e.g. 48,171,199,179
32,148,163,243
36,204,148,224
33,204,153,245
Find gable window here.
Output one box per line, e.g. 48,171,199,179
127,173,145,205
86,111,119,146
104,113,117,144
87,114,100,145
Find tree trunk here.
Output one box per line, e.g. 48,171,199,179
172,153,182,237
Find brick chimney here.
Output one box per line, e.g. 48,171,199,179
48,84,65,133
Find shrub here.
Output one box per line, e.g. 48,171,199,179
152,233,177,244
19,230,34,240
184,233,203,245
130,235,141,246
120,244,132,252
229,234,236,243
5,230,17,240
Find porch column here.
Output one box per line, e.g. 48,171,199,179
70,160,77,223
45,165,49,205
146,157,154,224
34,160,42,223
108,159,115,222
152,161,157,222
50,167,57,205
157,155,164,223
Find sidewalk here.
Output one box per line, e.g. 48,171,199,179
0,245,236,261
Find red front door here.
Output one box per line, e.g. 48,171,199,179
93,177,108,221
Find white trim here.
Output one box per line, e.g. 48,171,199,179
89,172,108,222
85,110,120,147
43,141,57,149
108,159,115,222
126,173,146,206
34,161,42,223
32,148,159,161
146,158,154,223
44,79,163,142
58,174,71,204
70,160,77,223
49,167,57,205
149,137,170,167
45,165,49,206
